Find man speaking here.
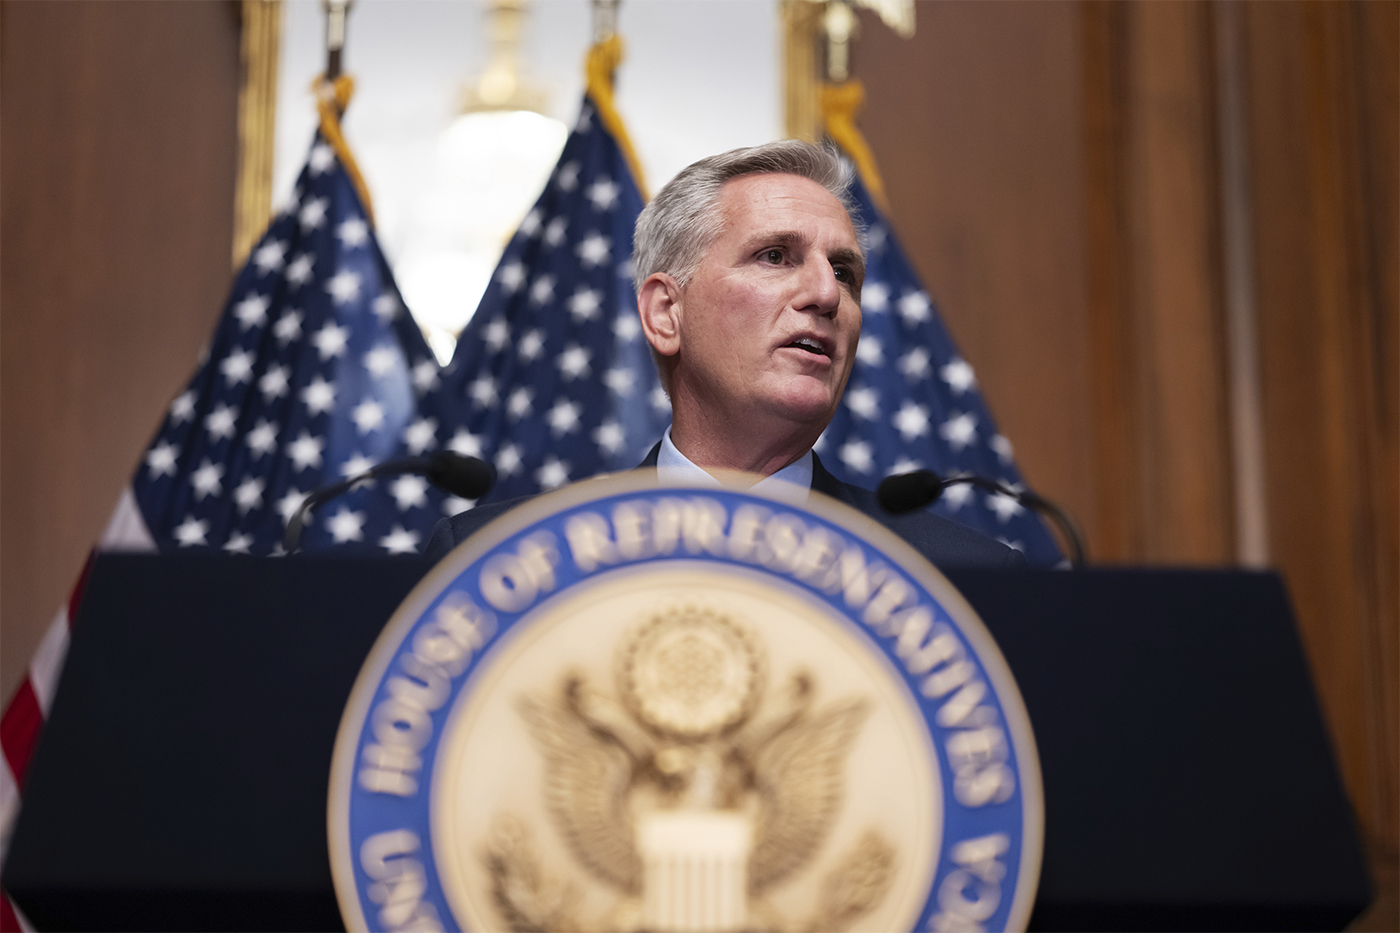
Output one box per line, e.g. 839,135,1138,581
427,141,1022,568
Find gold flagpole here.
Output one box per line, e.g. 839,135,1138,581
233,0,283,269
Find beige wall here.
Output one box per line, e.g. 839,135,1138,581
1,2,241,700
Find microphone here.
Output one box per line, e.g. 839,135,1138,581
877,469,1087,568
283,451,495,552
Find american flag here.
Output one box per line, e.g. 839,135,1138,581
130,133,446,556
815,170,1064,566
0,129,444,930
424,94,665,496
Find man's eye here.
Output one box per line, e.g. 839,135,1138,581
763,248,784,264
834,266,851,283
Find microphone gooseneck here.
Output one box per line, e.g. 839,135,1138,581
876,469,1087,568
283,452,496,552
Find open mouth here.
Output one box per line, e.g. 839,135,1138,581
785,337,829,357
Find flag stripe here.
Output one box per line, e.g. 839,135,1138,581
0,684,41,793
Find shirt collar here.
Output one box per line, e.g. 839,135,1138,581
657,428,812,504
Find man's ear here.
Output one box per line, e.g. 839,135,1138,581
637,273,682,358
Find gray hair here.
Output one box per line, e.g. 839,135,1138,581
632,140,862,293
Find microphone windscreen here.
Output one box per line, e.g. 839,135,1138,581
426,452,496,501
877,470,945,514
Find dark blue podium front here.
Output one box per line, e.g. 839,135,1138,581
2,555,1371,931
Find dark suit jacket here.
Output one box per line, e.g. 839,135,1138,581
424,445,1025,569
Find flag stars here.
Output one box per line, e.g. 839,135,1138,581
986,489,1025,523
469,375,498,408
341,453,376,479
507,388,533,419
246,419,278,458
518,209,542,238
352,399,385,434
498,261,527,294
447,429,483,458
586,178,620,211
234,293,270,330
614,313,641,342
897,347,932,381
174,516,209,547
220,349,255,386
299,197,329,232
372,293,400,322
943,482,973,511
308,143,335,174
604,367,635,396
576,233,611,268
862,282,890,313
898,290,932,325
845,385,880,420
557,161,580,191
313,322,350,360
287,431,326,471
234,477,265,514
483,319,509,352
191,459,225,500
535,456,571,490
170,391,197,425
223,532,254,554
856,336,884,366
327,507,366,543
277,489,310,526
547,400,582,436
412,359,440,393
939,412,979,451
302,377,337,415
518,329,545,362
990,434,1014,464
594,420,625,456
529,275,556,306
651,386,672,414
496,443,523,476
404,417,438,455
442,495,476,516
337,217,369,247
286,254,315,288
205,404,238,442
252,240,287,275
544,218,568,247
389,475,429,511
893,402,931,441
259,364,290,401
325,270,362,305
274,310,303,345
146,442,178,478
839,440,875,474
558,344,591,381
568,287,602,322
364,345,398,378
940,357,977,395
379,526,421,555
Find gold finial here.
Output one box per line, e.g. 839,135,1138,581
463,0,548,115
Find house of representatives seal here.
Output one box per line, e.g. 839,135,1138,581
329,472,1043,932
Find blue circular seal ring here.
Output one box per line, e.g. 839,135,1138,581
329,473,1043,932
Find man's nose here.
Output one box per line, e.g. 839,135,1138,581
795,256,843,316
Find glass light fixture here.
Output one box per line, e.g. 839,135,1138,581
397,0,567,364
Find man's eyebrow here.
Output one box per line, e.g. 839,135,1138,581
829,246,866,284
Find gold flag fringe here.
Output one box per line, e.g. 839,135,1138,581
821,80,888,211
585,36,650,202
312,73,376,224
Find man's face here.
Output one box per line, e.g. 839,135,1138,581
669,172,864,433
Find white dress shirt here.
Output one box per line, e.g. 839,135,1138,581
656,428,812,504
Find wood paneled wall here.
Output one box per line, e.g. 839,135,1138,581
0,2,242,701
858,0,1397,919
